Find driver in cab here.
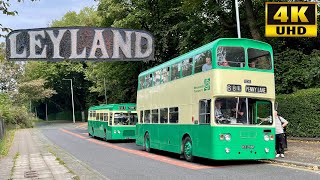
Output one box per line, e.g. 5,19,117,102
215,100,224,120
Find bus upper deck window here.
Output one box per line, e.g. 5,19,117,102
145,74,152,88
217,46,245,68
171,63,181,80
161,67,170,84
248,48,272,70
182,58,193,77
194,50,212,74
139,76,145,90
153,71,161,86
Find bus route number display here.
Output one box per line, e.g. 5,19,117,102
227,84,242,92
245,85,267,94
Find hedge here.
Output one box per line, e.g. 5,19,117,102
277,88,320,138
47,111,87,121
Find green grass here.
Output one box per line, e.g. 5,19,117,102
49,149,79,180
10,152,20,178
0,128,16,158
55,156,80,179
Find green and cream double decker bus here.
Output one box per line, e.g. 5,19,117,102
136,38,275,161
88,103,137,140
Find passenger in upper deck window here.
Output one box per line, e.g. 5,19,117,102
218,59,230,67
202,57,212,72
249,61,256,68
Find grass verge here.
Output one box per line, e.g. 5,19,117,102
9,152,20,178
0,128,16,159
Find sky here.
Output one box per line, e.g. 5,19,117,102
0,0,98,42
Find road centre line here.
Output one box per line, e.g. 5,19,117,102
59,128,214,170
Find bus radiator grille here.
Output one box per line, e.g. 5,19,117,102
123,130,135,137
240,131,257,138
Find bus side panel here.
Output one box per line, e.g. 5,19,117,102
88,120,94,136
136,124,144,146
93,120,100,137
94,121,102,138
106,125,112,140
189,125,213,158
101,121,108,139
150,124,160,149
158,124,180,154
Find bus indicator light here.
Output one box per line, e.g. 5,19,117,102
270,134,274,140
265,2,317,37
219,134,224,140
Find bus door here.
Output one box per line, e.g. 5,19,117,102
255,101,273,125
194,99,212,156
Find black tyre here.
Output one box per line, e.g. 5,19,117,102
144,133,151,152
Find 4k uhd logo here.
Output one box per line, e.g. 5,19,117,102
265,2,318,37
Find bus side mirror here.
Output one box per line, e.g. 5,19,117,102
275,102,278,110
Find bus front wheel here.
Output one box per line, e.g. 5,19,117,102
183,136,194,162
144,133,151,152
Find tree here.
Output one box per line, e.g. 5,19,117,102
51,6,102,27
0,42,23,93
0,0,37,37
17,78,56,102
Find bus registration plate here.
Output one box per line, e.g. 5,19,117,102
241,145,255,149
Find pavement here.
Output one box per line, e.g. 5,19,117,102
0,127,106,180
271,138,320,170
0,122,319,180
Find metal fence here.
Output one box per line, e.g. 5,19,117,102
0,118,5,140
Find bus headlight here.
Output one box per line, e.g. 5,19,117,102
114,130,116,134
225,148,230,154
225,134,231,141
264,134,270,141
117,130,120,134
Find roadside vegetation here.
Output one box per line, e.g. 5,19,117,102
0,128,16,158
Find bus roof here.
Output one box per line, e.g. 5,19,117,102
88,103,136,111
138,38,273,77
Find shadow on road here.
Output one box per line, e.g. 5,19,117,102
141,148,267,167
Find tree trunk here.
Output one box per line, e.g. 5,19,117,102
244,0,261,40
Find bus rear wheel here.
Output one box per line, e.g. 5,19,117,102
91,128,95,138
103,129,107,141
144,133,151,152
183,136,194,162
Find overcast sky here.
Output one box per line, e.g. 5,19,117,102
0,0,98,42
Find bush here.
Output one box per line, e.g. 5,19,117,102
0,93,34,128
277,88,320,138
48,111,86,121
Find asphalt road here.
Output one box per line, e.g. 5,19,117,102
39,122,320,180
